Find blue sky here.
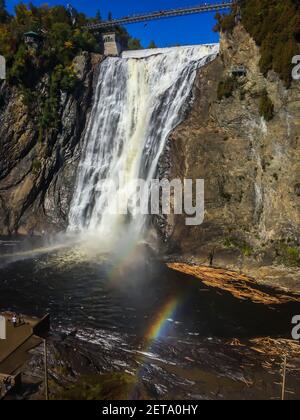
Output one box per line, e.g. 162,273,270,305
6,0,223,47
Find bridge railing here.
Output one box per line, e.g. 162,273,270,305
83,1,234,30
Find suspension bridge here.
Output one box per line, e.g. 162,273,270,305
83,1,235,31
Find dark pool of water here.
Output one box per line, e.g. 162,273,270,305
0,237,298,340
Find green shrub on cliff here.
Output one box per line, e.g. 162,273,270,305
278,244,300,267
21,87,38,113
32,159,42,174
53,64,78,93
214,11,236,34
214,0,300,86
223,237,253,257
38,64,78,140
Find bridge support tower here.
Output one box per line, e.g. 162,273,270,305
101,32,123,56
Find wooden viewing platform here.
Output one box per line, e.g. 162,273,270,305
0,312,50,399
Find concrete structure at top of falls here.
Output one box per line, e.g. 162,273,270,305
101,32,123,57
68,45,219,249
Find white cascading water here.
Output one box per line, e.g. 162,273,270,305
68,45,219,250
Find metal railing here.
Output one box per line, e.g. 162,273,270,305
83,2,234,31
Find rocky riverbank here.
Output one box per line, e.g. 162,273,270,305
7,328,300,401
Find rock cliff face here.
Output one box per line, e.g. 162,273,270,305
161,26,300,275
0,53,102,235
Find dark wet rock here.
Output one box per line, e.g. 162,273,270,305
15,333,300,400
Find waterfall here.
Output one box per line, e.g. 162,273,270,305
68,45,219,249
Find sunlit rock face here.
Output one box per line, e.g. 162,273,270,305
161,25,300,274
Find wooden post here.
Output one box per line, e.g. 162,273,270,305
281,355,287,401
44,339,49,401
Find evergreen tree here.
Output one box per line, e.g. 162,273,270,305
0,0,6,13
127,37,143,50
148,40,157,49
96,10,102,22
0,0,8,23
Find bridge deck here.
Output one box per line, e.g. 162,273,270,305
84,2,234,30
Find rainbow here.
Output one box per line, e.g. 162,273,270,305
129,296,181,399
144,296,179,346
0,243,70,260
